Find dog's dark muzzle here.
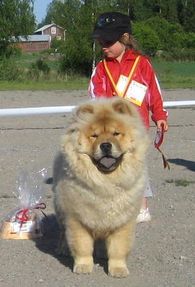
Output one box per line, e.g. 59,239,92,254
92,142,123,173
100,142,112,155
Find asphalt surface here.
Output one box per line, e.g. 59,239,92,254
0,89,194,287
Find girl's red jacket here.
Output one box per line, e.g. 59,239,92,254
88,50,168,128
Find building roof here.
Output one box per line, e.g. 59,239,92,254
34,23,64,34
13,35,51,42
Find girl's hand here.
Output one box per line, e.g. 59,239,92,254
157,120,168,132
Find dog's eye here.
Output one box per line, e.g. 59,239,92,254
113,132,120,136
90,134,98,138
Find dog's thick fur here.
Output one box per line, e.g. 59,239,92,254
53,98,149,277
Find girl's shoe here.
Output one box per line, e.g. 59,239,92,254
136,208,151,223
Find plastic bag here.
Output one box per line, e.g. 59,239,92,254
0,168,47,240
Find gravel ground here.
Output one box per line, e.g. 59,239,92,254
0,89,194,287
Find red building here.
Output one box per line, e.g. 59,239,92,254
16,35,51,53
15,23,65,53
34,23,65,41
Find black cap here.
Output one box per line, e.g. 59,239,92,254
93,12,131,44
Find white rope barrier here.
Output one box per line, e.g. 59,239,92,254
0,101,195,117
163,100,195,107
0,106,76,117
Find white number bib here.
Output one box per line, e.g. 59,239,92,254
125,80,147,106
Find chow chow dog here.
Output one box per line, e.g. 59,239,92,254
53,98,149,278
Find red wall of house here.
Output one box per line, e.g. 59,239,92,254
17,41,50,53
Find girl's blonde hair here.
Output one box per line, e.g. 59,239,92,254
119,33,140,52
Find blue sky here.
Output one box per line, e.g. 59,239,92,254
34,0,53,23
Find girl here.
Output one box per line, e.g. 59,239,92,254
88,12,168,223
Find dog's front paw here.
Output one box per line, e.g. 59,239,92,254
73,263,93,274
73,257,93,274
108,261,129,278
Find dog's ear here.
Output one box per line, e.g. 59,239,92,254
112,99,134,116
76,104,94,117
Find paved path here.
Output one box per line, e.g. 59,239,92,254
0,90,194,287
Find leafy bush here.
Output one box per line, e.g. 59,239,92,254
0,41,22,58
36,58,50,74
0,58,24,80
145,16,185,50
133,22,161,56
136,16,195,60
184,32,195,48
27,58,50,80
27,64,40,80
59,35,93,76
144,17,170,49
51,38,64,53
169,48,195,61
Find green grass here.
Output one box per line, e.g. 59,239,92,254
14,52,61,71
0,78,89,90
152,60,195,89
0,52,89,90
14,53,39,68
0,52,195,90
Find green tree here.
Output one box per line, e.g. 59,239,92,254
59,1,94,75
0,0,35,56
177,0,195,32
154,0,178,22
43,0,113,75
42,0,195,73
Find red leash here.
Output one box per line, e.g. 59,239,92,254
154,123,170,170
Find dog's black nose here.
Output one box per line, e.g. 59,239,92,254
100,142,112,154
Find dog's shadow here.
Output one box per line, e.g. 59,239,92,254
33,214,108,273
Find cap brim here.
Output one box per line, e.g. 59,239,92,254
93,28,122,43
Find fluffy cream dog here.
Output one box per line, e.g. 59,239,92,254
53,98,149,278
